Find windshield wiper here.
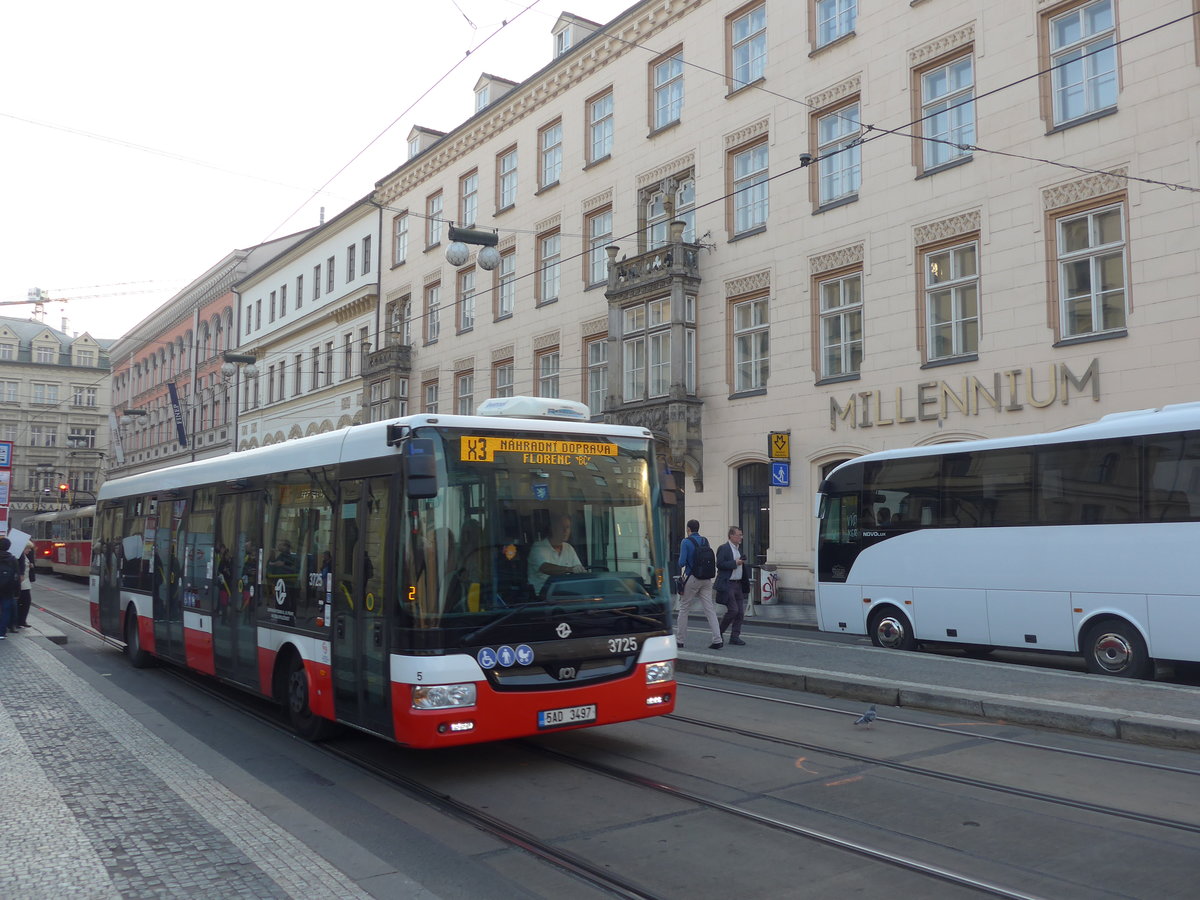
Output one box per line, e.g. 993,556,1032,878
584,605,663,628
461,605,533,646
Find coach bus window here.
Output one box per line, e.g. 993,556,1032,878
1037,438,1138,525
1143,431,1200,522
941,448,1034,528
863,456,941,531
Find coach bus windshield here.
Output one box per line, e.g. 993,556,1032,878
398,427,670,645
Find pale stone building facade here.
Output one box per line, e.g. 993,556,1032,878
371,0,1200,598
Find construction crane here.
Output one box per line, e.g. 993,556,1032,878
0,286,163,324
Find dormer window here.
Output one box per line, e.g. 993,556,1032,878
408,136,421,160
554,26,572,57
475,85,489,112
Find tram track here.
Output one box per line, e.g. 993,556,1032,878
679,679,1200,778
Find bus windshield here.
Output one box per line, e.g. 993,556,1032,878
398,426,670,645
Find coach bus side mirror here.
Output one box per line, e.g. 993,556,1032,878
660,471,678,506
405,438,439,499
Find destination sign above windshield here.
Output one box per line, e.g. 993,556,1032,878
461,435,617,465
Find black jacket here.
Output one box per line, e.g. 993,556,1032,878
714,542,750,592
0,550,21,599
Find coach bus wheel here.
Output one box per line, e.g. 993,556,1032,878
868,607,917,652
124,609,153,669
283,654,337,741
1082,619,1152,679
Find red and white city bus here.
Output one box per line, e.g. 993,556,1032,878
90,398,677,746
27,505,96,578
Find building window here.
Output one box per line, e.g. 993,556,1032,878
30,425,57,447
423,381,439,414
537,230,561,305
0,343,13,361
586,337,607,414
314,264,322,300
456,372,474,415
730,3,767,89
538,119,563,189
280,283,288,316
343,333,353,380
815,100,861,207
393,214,409,265
369,379,391,422
0,381,16,403
294,354,303,395
731,295,769,393
497,147,518,211
72,385,98,407
271,291,278,323
818,272,862,378
74,349,96,367
362,235,372,275
311,346,321,391
426,192,444,247
1055,201,1126,338
1047,0,1117,127
586,208,613,286
622,298,671,402
324,343,334,387
537,350,560,398
346,244,357,282
923,241,979,361
326,257,335,293
496,249,516,319
458,268,476,333
644,176,696,250
814,0,856,49
475,85,490,113
425,282,441,344
32,382,59,404
34,345,57,364
459,170,478,227
918,54,974,172
588,89,614,164
296,274,304,307
730,139,769,235
69,427,97,448
493,361,514,398
651,48,684,130
555,24,572,57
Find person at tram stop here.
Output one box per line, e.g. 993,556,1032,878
715,525,750,646
0,537,22,639
675,519,723,651
527,514,585,593
15,543,35,631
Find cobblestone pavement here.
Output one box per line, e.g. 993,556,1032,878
0,634,375,900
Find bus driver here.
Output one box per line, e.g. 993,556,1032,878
528,514,585,592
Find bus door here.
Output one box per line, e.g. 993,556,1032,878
151,498,187,662
331,477,393,737
213,492,262,686
96,504,124,637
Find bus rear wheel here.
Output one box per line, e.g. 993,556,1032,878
1082,619,1152,679
869,607,917,652
124,608,153,669
282,653,337,741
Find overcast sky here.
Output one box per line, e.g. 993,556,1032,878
1,0,633,342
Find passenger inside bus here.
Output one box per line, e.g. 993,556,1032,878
527,513,586,594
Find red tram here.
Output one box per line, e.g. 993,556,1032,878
25,505,96,578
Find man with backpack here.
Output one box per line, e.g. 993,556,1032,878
675,519,723,650
0,537,21,639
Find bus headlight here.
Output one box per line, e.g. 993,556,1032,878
412,683,477,709
646,661,674,684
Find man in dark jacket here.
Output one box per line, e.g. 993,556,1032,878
0,537,21,639
715,526,750,646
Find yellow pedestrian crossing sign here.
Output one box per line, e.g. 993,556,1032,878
769,431,790,460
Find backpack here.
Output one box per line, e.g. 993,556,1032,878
0,555,18,597
689,535,716,580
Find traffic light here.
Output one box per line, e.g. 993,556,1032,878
58,482,70,496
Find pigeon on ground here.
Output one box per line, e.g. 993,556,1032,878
854,705,877,727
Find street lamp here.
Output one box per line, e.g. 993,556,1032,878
446,225,501,271
221,351,258,453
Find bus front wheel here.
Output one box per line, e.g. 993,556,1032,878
1082,619,1152,679
869,607,917,652
282,653,337,741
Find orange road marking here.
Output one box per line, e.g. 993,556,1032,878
824,775,863,787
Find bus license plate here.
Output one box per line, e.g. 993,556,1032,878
538,704,597,729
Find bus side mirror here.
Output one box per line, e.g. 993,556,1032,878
660,471,678,507
405,438,439,499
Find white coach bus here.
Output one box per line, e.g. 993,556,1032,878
815,403,1200,678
